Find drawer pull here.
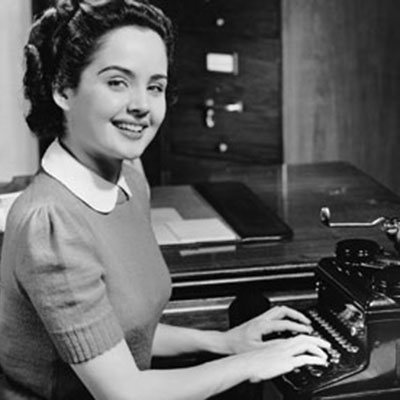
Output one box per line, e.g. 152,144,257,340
204,98,243,129
217,142,229,153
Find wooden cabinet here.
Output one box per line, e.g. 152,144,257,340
147,0,282,185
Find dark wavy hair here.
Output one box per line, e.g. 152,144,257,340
24,0,175,140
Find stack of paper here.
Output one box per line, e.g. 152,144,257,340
151,207,238,246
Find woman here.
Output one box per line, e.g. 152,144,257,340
0,0,330,399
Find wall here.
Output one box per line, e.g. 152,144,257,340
0,1,38,182
283,0,400,194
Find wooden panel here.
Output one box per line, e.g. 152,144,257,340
283,0,400,195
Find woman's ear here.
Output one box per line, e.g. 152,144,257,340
52,87,72,111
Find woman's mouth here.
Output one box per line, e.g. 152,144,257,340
112,121,146,139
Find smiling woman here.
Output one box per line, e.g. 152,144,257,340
53,25,168,182
0,1,330,399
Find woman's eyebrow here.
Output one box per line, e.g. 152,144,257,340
98,65,133,76
98,65,168,81
151,74,168,82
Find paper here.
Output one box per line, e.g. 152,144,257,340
151,207,183,245
0,191,22,232
150,207,183,224
166,218,237,243
151,212,238,246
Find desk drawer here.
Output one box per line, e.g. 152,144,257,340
161,297,233,331
161,290,317,331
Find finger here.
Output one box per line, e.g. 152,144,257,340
302,344,329,360
260,338,286,348
264,306,311,325
292,355,329,369
288,322,314,334
289,335,331,351
265,320,313,335
285,339,327,358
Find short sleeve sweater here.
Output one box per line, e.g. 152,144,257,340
0,151,171,399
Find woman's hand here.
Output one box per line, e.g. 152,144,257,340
242,334,331,383
224,305,314,354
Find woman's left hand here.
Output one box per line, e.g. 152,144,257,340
223,305,314,354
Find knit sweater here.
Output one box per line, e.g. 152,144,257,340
0,155,171,399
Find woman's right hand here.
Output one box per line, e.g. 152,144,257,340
243,334,331,383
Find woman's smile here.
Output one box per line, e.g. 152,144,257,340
112,120,148,140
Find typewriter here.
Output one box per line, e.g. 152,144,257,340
274,208,400,399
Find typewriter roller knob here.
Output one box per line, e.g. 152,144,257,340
336,239,380,263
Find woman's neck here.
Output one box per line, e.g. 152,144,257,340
59,138,122,184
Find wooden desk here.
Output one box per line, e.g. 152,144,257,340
1,162,398,395
152,161,400,332
1,162,400,333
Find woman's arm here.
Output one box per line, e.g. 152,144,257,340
72,336,330,400
153,305,315,357
152,323,231,357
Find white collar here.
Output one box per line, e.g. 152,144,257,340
41,139,132,213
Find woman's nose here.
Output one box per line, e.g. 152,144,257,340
127,89,149,115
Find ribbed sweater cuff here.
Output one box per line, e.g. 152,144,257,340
51,310,124,364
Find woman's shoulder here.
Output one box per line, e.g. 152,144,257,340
15,171,74,206
7,172,83,231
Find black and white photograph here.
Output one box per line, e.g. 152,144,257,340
0,1,400,399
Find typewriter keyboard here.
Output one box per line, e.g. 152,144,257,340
282,307,366,393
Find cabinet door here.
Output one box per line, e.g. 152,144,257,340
148,0,282,184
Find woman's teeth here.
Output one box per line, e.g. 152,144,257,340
114,122,144,134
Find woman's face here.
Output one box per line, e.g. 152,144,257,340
58,25,168,180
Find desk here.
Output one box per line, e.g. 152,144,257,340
1,162,400,332
1,161,398,398
151,162,400,332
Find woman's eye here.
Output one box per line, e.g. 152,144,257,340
107,79,128,89
148,84,166,95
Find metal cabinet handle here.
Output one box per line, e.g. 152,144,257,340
224,101,243,112
204,98,243,128
217,142,228,153
205,107,216,128
205,98,243,112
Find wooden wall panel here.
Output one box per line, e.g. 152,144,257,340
283,0,400,194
